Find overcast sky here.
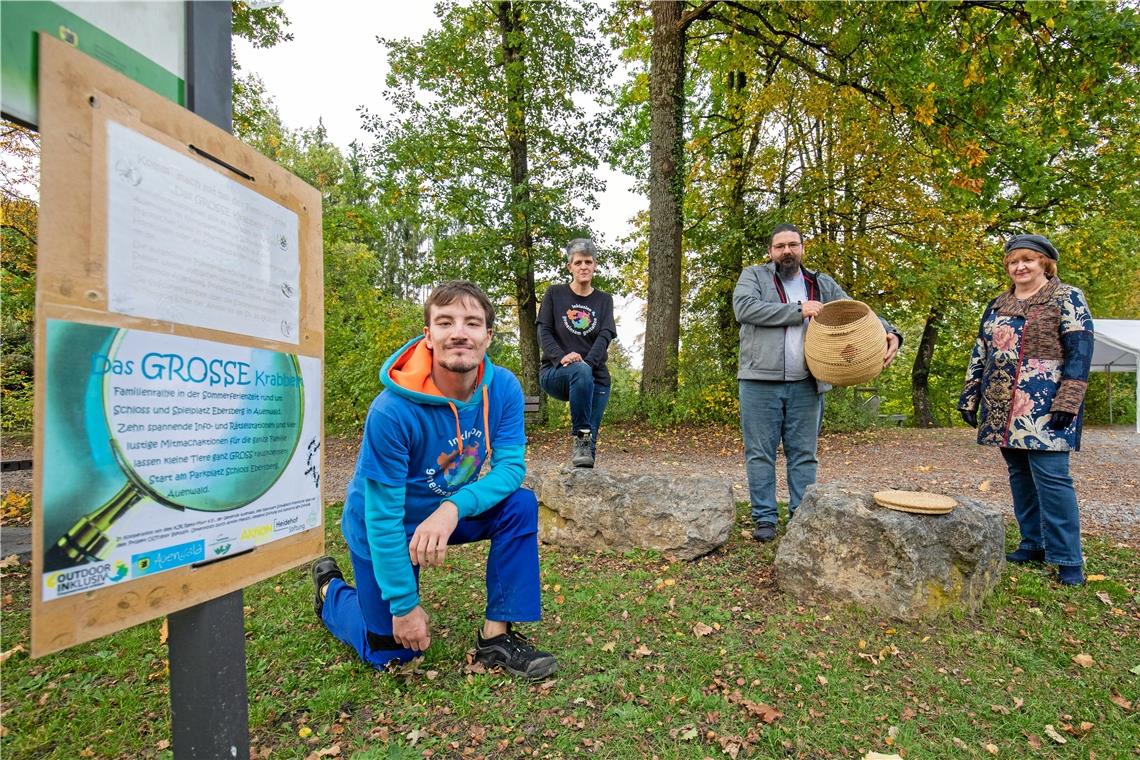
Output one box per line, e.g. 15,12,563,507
233,1,647,359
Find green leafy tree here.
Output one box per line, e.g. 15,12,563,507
367,0,615,396
612,0,1139,425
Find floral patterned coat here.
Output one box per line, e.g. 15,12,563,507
958,278,1094,451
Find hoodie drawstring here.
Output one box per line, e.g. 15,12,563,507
446,386,493,477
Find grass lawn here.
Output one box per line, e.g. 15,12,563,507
2,502,1137,759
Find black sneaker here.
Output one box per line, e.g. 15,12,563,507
752,523,777,542
571,429,594,468
475,626,558,679
1006,548,1046,564
1057,564,1085,586
311,556,344,618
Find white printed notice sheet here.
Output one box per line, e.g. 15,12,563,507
106,120,301,343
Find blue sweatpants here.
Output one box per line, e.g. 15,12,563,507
320,488,542,669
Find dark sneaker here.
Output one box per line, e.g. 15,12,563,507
1006,548,1046,564
475,626,558,679
571,430,594,468
752,523,777,542
1057,564,1085,586
311,556,344,618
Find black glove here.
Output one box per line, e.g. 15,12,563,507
1049,411,1075,430
960,409,977,428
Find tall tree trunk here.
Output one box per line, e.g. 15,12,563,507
641,0,686,398
497,1,539,399
911,308,941,427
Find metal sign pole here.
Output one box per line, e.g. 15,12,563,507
169,4,249,759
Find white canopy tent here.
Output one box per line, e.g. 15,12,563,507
1090,319,1140,433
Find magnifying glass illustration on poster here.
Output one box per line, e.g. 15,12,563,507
41,321,320,584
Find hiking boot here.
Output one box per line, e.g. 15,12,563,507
311,556,344,618
1057,564,1085,586
571,429,594,468
475,626,558,679
752,523,777,543
1006,548,1046,564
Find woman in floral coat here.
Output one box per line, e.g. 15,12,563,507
958,234,1093,586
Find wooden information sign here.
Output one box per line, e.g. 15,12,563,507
32,36,324,657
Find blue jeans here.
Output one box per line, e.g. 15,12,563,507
1000,448,1082,566
540,363,610,450
321,488,542,669
739,378,823,526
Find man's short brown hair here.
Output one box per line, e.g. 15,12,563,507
424,280,495,329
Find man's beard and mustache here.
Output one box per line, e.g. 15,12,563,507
437,341,481,373
776,255,800,279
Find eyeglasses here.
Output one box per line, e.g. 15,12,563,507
771,242,801,251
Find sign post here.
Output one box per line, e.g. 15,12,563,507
169,6,249,758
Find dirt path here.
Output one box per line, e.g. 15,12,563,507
322,424,1139,546
5,425,1137,545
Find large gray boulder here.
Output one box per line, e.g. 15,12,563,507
774,482,1005,619
528,467,734,560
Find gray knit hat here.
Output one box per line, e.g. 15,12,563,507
1004,233,1058,261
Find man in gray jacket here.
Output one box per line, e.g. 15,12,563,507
733,224,902,542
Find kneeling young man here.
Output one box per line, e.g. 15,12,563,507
312,281,556,678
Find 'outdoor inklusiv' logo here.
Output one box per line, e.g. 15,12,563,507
45,561,127,596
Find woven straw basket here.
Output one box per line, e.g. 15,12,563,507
804,300,887,386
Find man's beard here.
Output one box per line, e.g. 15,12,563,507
438,345,480,374
777,257,800,279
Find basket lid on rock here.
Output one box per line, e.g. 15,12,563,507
804,300,886,387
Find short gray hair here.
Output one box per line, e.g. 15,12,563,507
565,238,598,264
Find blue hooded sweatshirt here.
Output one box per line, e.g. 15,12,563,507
340,336,527,617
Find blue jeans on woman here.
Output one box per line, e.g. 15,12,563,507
539,362,610,453
320,488,542,669
1000,447,1082,567
739,378,823,527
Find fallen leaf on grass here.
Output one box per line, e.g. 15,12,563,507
816,675,828,686
632,644,653,658
1026,734,1042,750
79,749,95,758
693,622,715,637
1109,693,1133,711
406,728,424,745
0,555,19,569
1072,653,1094,668
1085,574,1107,582
952,738,968,750
1013,697,1024,710
600,641,616,653
1095,591,1112,605
156,739,170,750
1044,725,1067,744
1066,721,1094,736
0,644,25,663
304,745,341,760
990,704,1010,715
537,678,557,691
676,725,698,741
984,743,998,755
862,753,902,760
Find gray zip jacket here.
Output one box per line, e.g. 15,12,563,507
733,262,901,390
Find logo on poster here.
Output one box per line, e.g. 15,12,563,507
44,561,127,596
240,524,273,542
